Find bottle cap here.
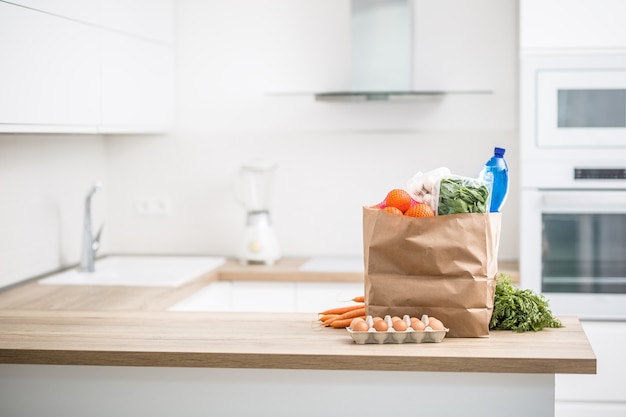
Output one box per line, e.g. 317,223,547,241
494,147,506,157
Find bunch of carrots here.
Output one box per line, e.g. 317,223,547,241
317,296,365,328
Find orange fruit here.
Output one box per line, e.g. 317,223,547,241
385,189,413,213
404,203,435,218
382,206,403,216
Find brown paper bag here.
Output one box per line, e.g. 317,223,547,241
363,207,501,337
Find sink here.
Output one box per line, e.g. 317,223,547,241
38,256,226,287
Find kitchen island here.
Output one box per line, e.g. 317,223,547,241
0,258,595,417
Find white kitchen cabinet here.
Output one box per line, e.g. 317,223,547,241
99,0,175,44
520,0,626,52
555,321,626,417
0,2,100,132
9,0,174,44
0,0,174,133
7,0,100,25
100,31,174,133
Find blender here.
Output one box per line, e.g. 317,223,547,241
235,160,281,265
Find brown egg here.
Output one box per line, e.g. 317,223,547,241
392,319,408,331
372,316,384,323
427,317,445,331
351,320,370,332
349,317,365,330
373,320,389,332
410,318,426,331
391,316,402,323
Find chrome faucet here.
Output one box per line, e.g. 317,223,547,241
79,182,103,272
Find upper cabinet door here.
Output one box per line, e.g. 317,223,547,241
99,0,175,44
100,31,175,133
0,2,100,132
98,0,175,133
520,0,626,51
0,0,175,134
7,0,100,24
7,0,174,44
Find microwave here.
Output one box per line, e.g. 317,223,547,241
523,54,626,151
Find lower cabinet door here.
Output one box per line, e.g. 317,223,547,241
556,401,626,417
555,321,626,416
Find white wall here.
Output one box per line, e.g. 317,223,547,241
0,0,519,286
0,135,108,287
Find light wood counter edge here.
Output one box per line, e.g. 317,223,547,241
0,311,595,375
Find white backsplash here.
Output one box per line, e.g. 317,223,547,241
105,131,519,260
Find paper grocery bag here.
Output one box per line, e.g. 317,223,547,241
363,207,501,338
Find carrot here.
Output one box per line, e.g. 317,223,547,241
319,304,364,316
352,295,365,303
324,307,366,327
318,314,338,323
330,316,366,328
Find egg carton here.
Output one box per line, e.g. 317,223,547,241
346,315,448,345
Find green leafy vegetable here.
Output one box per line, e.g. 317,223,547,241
490,274,563,332
437,178,489,215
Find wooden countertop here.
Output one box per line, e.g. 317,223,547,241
0,311,594,374
0,257,594,375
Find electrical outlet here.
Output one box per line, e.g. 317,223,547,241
135,196,172,216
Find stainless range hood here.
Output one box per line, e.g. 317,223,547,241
315,0,490,101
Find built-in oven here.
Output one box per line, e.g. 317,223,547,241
521,187,626,319
520,54,626,319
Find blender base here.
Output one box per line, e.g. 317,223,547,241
237,224,280,266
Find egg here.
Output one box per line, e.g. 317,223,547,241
410,318,426,331
392,319,408,331
427,317,445,331
373,320,389,332
350,319,370,332
349,317,365,330
391,316,402,323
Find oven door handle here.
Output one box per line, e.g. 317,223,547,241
542,191,626,213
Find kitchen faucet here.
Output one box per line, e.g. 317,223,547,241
79,182,103,272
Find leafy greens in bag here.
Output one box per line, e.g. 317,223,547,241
407,168,491,216
437,177,489,215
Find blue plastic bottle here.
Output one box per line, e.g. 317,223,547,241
479,147,509,212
